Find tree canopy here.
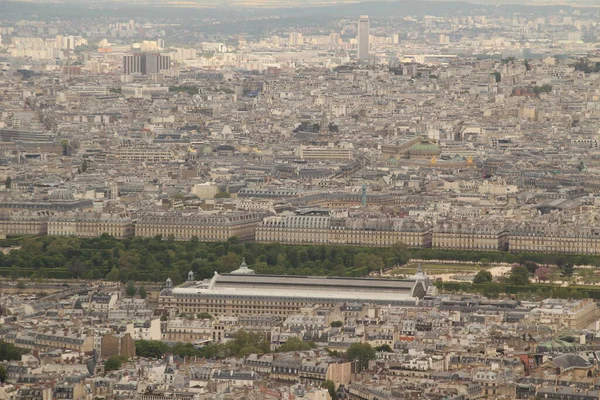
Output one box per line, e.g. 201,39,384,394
135,329,270,360
375,344,393,353
347,343,376,370
473,270,492,284
507,266,530,286
135,340,170,359
1,235,598,283
104,355,127,372
214,191,231,198
321,380,337,399
277,337,315,353
0,235,412,281
125,281,137,297
138,285,147,299
0,341,28,361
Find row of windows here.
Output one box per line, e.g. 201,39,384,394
175,297,415,306
181,299,304,306
512,239,600,243
180,309,291,317
257,236,421,247
434,234,505,238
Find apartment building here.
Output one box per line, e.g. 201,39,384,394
47,212,133,238
298,144,354,160
257,213,331,244
134,212,264,242
162,318,213,343
288,192,396,208
256,212,431,248
509,223,600,254
87,292,120,314
125,318,162,341
123,52,171,75
6,330,95,353
114,146,173,162
0,210,50,235
433,221,508,251
529,299,600,330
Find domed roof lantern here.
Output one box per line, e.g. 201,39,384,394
231,257,255,275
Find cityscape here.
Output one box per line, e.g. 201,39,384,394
1,0,600,399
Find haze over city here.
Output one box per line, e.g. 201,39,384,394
1,0,600,399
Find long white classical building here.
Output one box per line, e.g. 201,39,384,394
256,211,431,248
159,260,436,318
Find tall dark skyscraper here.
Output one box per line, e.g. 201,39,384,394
123,52,170,75
357,15,370,60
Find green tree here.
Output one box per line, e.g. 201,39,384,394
375,344,393,352
215,191,230,198
105,268,120,282
321,380,336,399
481,283,502,299
104,356,123,371
0,365,5,383
559,263,574,277
138,285,147,299
168,86,199,95
16,281,25,289
242,330,269,351
217,252,242,270
172,343,200,358
60,139,69,155
346,343,376,370
4,177,11,189
473,270,493,284
548,266,561,284
81,159,89,173
353,253,384,272
533,85,552,95
125,281,137,297
239,345,262,357
330,321,343,328
197,312,212,319
74,299,83,310
135,340,170,359
507,266,530,286
390,241,411,266
0,341,28,360
277,337,314,353
522,261,540,274
68,259,87,279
